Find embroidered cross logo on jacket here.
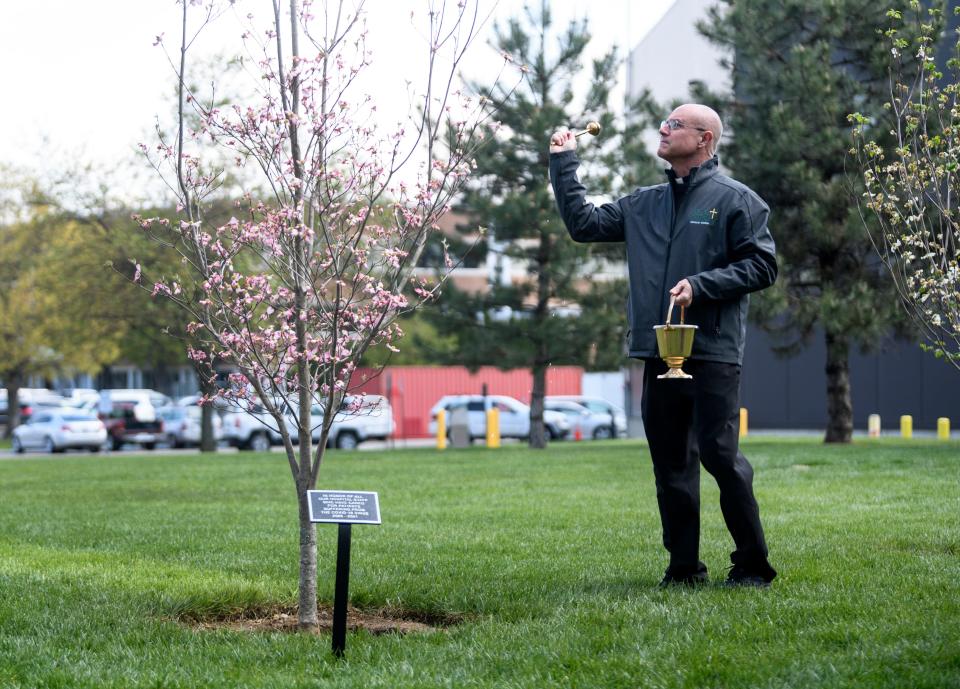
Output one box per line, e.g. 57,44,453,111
689,208,718,226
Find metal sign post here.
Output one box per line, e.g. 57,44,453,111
307,490,382,658
332,523,352,657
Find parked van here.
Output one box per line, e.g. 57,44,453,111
0,388,65,426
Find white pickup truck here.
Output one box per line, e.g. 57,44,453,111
222,395,395,451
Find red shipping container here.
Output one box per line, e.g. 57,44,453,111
350,366,583,438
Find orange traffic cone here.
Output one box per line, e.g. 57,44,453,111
574,424,582,441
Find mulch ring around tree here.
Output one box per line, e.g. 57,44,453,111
185,605,464,636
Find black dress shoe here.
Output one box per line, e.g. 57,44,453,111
724,565,774,588
658,571,708,588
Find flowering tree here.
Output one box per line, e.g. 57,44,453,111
137,0,507,629
851,3,959,370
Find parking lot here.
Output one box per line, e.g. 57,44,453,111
0,436,441,460
2,388,631,459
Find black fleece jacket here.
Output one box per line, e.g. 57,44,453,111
549,152,777,364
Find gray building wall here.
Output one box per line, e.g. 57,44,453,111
742,326,959,431
627,0,729,152
626,0,729,103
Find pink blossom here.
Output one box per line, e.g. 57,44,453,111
133,0,498,517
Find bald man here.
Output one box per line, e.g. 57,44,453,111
549,104,778,588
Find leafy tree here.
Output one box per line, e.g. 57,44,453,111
139,0,505,629
426,1,660,448
851,2,958,370
106,198,252,452
698,0,914,443
360,311,459,367
0,191,124,436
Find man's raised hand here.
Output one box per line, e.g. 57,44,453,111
549,129,576,154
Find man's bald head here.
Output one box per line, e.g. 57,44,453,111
672,103,723,156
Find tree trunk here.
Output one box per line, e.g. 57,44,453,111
198,373,218,453
3,374,22,439
297,483,318,629
529,362,547,449
199,405,217,452
824,330,853,443
529,227,551,450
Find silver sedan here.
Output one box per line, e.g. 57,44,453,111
12,409,107,453
543,400,616,440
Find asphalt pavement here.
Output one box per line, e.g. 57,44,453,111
1,430,953,460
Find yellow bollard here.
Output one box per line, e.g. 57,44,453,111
868,414,881,438
739,408,748,438
486,407,501,448
938,417,951,440
900,415,913,439
436,409,447,450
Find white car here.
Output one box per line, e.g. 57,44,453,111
0,388,65,426
222,401,284,452
60,388,101,408
2,388,65,406
158,405,224,448
543,399,615,440
292,395,396,450
546,396,628,438
321,395,395,450
427,395,570,441
100,389,172,420
223,395,394,451
12,410,107,453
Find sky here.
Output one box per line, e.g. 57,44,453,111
0,0,675,201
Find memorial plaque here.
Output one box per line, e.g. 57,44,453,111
307,490,381,525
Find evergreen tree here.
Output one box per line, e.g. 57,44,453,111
698,0,914,442
427,1,660,448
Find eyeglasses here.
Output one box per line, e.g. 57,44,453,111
660,119,708,132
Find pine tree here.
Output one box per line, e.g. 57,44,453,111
426,1,660,448
698,0,914,442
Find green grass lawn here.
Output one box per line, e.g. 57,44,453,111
0,438,958,689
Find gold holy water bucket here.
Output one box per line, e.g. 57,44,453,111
653,296,697,379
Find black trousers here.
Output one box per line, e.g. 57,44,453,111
641,358,774,579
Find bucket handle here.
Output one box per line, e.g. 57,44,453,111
665,295,685,326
